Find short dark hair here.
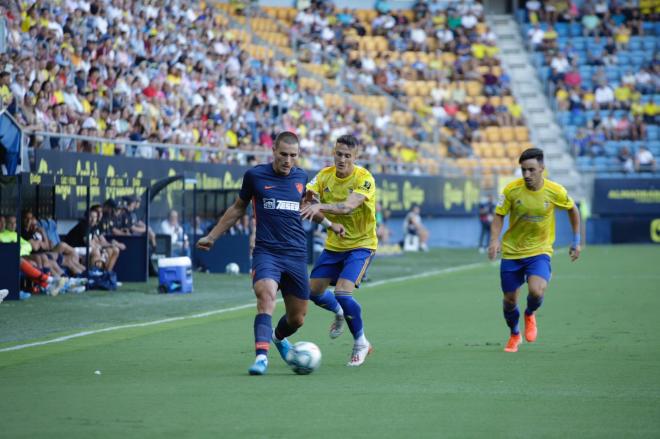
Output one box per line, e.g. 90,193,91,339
274,131,299,149
336,134,359,149
519,148,544,164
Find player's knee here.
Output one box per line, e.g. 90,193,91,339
502,295,517,306
529,288,545,298
289,314,305,329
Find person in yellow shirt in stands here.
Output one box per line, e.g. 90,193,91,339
0,72,12,108
489,148,581,353
301,134,377,367
614,84,631,109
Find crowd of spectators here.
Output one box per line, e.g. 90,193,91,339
0,0,421,173
521,0,659,174
285,0,526,153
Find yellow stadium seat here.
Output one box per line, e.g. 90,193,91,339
485,127,501,142
491,142,506,157
500,127,514,142
514,127,530,142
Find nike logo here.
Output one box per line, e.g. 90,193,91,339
264,185,276,190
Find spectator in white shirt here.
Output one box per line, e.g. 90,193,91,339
594,84,615,109
160,210,190,257
635,146,657,172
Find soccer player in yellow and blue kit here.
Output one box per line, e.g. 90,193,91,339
488,148,581,353
300,134,377,366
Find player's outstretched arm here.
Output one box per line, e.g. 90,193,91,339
196,197,249,251
567,205,581,262
488,214,505,261
300,192,366,220
300,190,346,237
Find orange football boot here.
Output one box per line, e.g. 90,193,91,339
524,314,538,342
504,333,522,352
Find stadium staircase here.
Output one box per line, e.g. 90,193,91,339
486,15,585,200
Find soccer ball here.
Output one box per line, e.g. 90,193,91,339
286,341,322,375
225,262,240,275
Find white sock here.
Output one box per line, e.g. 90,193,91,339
255,354,267,362
355,334,368,346
334,305,344,317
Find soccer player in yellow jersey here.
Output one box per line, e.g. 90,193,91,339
300,135,377,366
488,148,581,353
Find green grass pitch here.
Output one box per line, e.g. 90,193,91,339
1,245,659,438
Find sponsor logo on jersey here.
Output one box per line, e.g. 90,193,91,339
263,198,300,211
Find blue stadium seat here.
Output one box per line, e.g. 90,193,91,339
642,21,655,35
629,37,643,51
642,37,656,51
556,23,569,37
571,112,587,126
648,126,659,141
569,23,583,37
572,37,586,50
594,156,609,172
557,112,571,126
648,141,660,156
576,156,592,170
631,55,645,67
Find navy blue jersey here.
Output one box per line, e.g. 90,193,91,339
239,164,308,258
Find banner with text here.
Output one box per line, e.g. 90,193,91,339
32,150,479,218
593,178,660,216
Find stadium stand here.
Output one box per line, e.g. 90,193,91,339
518,0,659,176
257,0,535,186
0,0,440,174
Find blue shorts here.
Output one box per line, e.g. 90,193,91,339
500,254,552,293
310,249,375,287
252,251,310,300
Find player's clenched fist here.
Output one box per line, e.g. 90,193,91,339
196,236,216,251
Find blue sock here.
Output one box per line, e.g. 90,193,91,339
502,301,520,335
525,295,544,316
274,315,298,340
310,289,342,314
254,313,272,356
335,292,364,339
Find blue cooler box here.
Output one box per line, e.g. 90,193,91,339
158,257,193,293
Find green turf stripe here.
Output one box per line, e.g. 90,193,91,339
0,261,488,353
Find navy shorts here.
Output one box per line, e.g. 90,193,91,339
252,251,310,300
500,254,552,293
310,248,375,287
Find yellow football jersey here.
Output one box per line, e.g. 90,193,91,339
307,165,378,252
496,178,574,259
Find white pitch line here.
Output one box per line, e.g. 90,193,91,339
0,261,487,353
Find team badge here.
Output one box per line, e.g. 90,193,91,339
295,183,303,194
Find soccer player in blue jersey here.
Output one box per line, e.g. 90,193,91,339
488,148,581,353
300,134,378,366
197,131,343,375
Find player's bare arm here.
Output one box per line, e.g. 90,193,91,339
196,197,249,251
300,190,346,237
567,205,581,262
300,192,366,219
488,214,505,261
